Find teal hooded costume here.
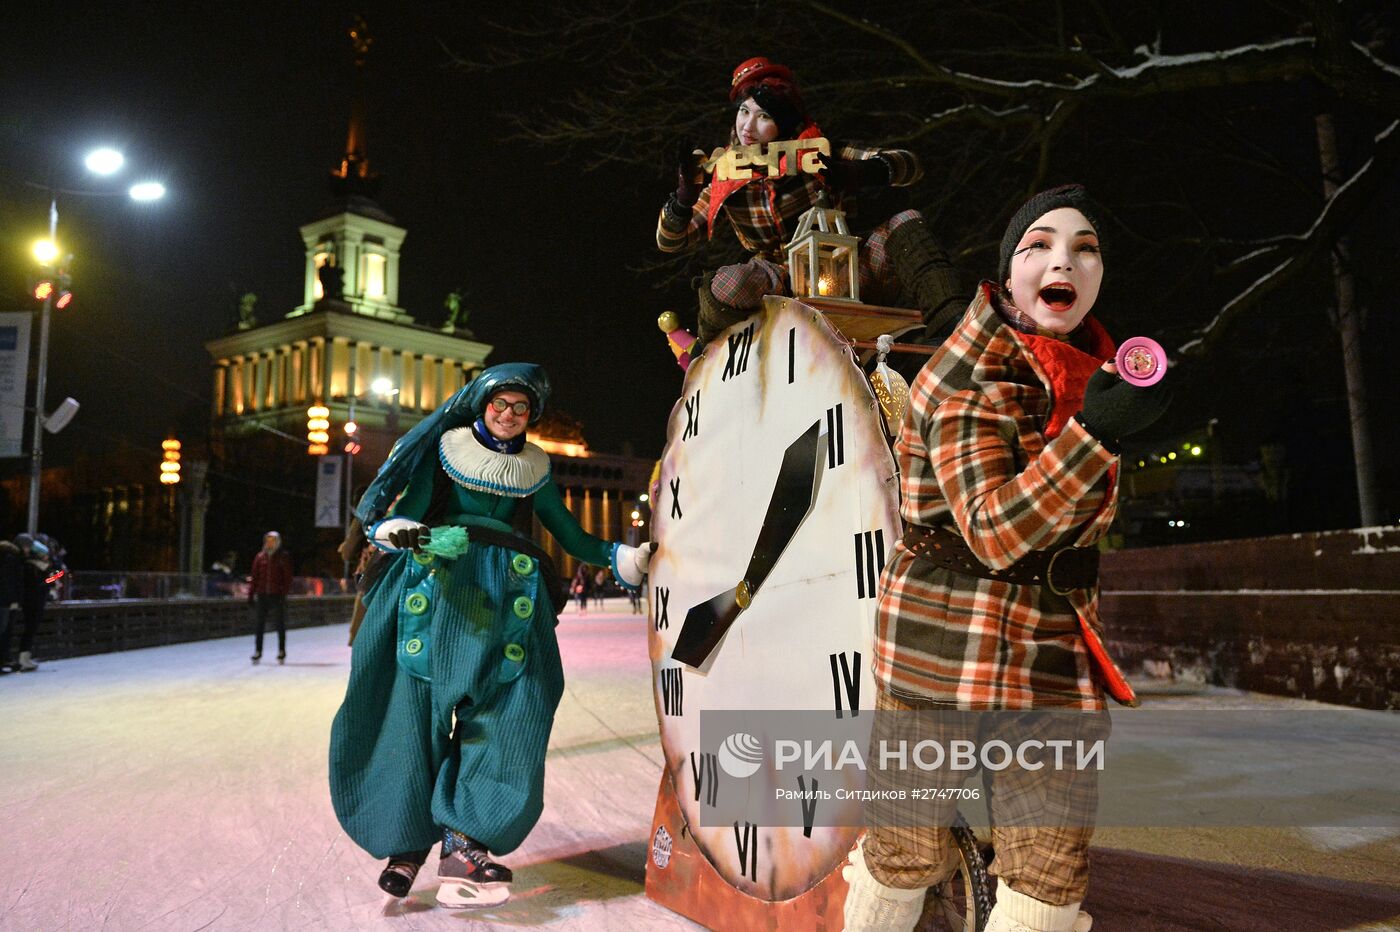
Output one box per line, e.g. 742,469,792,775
328,363,631,858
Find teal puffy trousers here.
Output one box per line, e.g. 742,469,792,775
328,541,563,858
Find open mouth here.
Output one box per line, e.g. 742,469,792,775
1038,283,1077,312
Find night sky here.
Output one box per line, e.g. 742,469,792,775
0,2,692,471
2,2,1397,530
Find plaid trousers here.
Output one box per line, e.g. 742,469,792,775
709,209,919,309
861,688,1109,906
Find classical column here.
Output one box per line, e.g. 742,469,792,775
422,355,438,410
273,346,288,408
357,341,375,399
395,350,410,412
411,354,424,411
331,337,351,400
292,340,309,405
212,361,228,419
309,336,329,403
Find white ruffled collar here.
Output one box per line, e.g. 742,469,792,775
439,427,550,498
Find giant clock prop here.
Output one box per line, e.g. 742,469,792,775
645,296,903,927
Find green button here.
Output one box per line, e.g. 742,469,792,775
511,553,535,576
405,638,423,655
504,643,525,662
412,551,434,566
406,592,429,615
512,596,533,619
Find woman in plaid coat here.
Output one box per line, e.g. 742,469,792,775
656,57,963,345
843,186,1169,932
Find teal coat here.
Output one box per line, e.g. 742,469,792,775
329,445,616,857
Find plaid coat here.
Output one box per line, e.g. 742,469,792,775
657,143,922,258
874,283,1120,710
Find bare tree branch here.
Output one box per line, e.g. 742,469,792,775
1179,118,1400,356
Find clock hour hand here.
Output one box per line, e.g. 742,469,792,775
672,419,826,669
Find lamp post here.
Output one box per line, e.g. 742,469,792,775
25,149,166,536
26,198,59,538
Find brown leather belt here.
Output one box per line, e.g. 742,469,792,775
903,523,1099,595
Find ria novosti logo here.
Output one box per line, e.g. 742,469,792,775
715,731,1106,777
717,732,764,778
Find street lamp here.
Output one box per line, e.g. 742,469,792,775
25,147,166,536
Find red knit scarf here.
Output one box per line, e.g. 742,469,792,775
1017,322,1115,439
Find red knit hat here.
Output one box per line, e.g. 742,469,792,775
728,57,810,139
729,56,796,101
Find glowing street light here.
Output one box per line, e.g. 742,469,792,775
370,377,398,397
84,147,125,175
24,146,169,535
129,181,166,202
32,239,60,265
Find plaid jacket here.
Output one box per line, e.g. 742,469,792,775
656,143,922,257
875,283,1119,709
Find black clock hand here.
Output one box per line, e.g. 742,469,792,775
672,419,826,669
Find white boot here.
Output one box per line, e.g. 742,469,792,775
16,651,37,672
841,843,927,932
985,879,1091,932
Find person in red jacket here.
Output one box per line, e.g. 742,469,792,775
249,531,294,664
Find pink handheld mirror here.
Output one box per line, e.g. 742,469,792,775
1115,336,1167,387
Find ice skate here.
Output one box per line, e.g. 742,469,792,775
16,651,37,672
250,653,261,664
277,651,286,665
378,848,430,898
436,832,512,908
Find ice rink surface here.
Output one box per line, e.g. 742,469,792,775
2,601,1398,931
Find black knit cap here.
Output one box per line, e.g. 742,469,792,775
997,184,1103,283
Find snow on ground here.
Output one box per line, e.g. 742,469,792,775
1,599,1397,930
0,600,694,931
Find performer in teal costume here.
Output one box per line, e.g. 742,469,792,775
328,363,652,908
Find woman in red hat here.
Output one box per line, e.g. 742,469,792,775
657,57,964,346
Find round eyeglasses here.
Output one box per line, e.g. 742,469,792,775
490,397,530,416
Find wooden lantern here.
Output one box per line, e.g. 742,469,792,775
785,193,861,303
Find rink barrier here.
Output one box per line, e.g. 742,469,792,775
29,593,355,661
1099,525,1400,710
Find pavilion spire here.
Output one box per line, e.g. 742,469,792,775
329,14,382,200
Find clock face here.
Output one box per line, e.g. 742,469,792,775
649,296,902,900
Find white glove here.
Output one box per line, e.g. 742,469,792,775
614,542,655,588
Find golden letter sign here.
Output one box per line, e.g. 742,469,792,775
701,137,832,182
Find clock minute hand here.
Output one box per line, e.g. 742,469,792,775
672,420,826,669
